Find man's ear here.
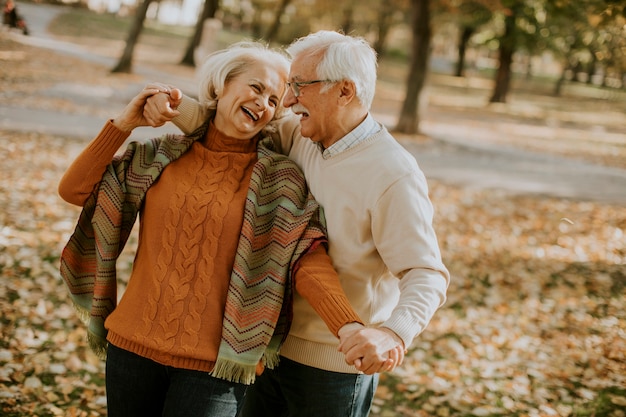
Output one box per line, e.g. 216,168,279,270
338,80,357,103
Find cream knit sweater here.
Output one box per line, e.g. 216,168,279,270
174,100,450,374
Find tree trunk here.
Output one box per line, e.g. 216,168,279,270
455,26,473,77
489,4,518,103
373,1,394,57
586,51,596,85
489,44,513,102
251,4,262,39
111,0,154,73
341,5,354,34
554,61,569,97
394,0,430,134
265,0,291,43
180,0,219,67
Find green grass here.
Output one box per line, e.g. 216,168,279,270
573,387,626,417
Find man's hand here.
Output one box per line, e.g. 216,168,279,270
143,83,182,127
111,86,167,132
338,326,406,375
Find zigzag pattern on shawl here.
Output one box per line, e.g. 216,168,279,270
60,131,199,358
211,138,327,385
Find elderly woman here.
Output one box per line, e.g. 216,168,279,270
58,42,362,417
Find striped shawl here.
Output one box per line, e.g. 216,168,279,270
60,125,326,384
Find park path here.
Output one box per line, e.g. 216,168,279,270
3,1,626,205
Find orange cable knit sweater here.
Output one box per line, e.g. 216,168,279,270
58,120,361,372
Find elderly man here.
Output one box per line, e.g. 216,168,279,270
144,30,449,417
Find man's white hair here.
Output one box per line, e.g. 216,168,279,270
287,31,378,109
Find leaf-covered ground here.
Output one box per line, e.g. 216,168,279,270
1,33,625,417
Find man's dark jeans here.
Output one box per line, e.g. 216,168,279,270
239,356,378,417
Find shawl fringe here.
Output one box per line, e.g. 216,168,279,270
210,359,257,385
71,301,108,359
71,300,91,326
262,351,281,370
209,351,282,385
87,332,108,360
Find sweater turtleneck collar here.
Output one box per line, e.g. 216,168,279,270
200,119,260,154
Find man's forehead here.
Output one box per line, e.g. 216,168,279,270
289,54,318,80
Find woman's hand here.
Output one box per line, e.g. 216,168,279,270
112,85,181,132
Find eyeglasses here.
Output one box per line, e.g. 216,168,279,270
286,79,335,97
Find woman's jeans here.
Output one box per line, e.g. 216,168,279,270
106,344,247,417
238,356,378,417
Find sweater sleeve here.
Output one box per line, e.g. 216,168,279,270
294,245,363,337
373,170,450,348
58,120,131,207
172,95,206,135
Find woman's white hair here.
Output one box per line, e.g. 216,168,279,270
286,31,378,109
196,41,291,121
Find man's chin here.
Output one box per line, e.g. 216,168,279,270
298,126,313,141
303,133,320,143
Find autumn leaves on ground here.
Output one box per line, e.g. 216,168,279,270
1,26,626,417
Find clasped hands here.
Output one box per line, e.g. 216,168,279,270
337,323,406,375
111,84,183,133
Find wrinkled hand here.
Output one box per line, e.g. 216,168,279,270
110,86,160,132
111,84,179,132
143,82,182,127
338,326,406,375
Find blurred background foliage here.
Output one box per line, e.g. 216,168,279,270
32,0,626,134
38,0,626,83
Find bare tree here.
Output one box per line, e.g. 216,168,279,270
394,0,431,134
489,1,520,103
454,1,493,77
111,0,155,73
373,0,396,56
180,0,220,66
455,27,473,77
250,0,263,39
265,0,292,43
340,3,354,34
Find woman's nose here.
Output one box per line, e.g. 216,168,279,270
256,95,268,111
